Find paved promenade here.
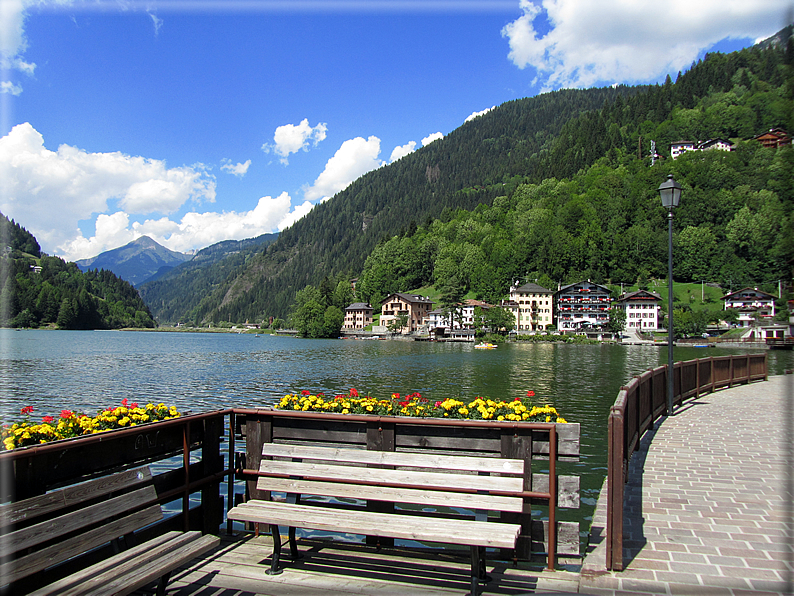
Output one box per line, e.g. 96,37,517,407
581,374,793,596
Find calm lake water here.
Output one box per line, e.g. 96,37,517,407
2,329,791,543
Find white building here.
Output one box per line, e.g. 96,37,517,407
721,287,776,327
614,290,662,331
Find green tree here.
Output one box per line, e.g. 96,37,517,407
607,307,627,334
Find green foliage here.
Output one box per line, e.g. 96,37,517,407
0,215,156,330
289,275,352,338
0,213,40,257
607,307,627,334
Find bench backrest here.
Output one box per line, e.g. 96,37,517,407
256,443,525,513
0,466,162,586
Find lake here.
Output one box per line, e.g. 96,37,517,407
2,329,791,544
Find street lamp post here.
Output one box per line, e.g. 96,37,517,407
658,174,682,417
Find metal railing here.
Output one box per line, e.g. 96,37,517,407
605,353,767,570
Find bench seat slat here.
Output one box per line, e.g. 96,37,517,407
87,533,220,596
7,485,157,553
29,531,220,596
259,460,524,493
0,504,163,585
228,501,521,549
257,477,524,513
261,444,525,474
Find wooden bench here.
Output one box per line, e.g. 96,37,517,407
0,466,220,596
228,444,528,595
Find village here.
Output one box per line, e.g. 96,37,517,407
341,280,791,345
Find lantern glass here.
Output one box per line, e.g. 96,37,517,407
658,174,682,209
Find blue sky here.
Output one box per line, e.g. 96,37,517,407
0,0,790,261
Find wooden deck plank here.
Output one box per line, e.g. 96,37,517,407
166,535,581,596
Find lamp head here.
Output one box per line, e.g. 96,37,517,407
658,174,682,209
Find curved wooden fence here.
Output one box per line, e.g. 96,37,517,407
605,353,767,571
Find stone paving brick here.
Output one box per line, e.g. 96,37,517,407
579,375,792,596
667,583,734,595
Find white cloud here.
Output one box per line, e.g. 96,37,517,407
57,192,306,260
221,158,251,177
0,122,216,254
502,0,792,90
465,106,495,122
0,0,49,79
1,81,23,96
304,136,384,202
389,141,417,162
263,118,328,164
421,132,443,146
147,10,163,35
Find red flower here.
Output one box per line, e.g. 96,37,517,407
398,400,409,407
526,390,535,398
335,395,345,401
514,397,521,401
20,406,33,415
316,392,325,398
121,398,128,407
301,390,311,395
349,388,359,398
130,403,138,409
435,401,443,407
391,393,400,400
60,410,73,418
42,416,54,423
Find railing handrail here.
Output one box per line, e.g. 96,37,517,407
605,353,767,570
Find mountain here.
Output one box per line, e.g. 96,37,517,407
138,33,793,325
76,236,193,287
138,233,278,324
0,212,157,329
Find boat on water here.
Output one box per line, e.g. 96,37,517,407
474,342,497,349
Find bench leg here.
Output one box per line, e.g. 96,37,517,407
155,571,172,596
288,526,301,561
470,546,480,595
267,524,284,575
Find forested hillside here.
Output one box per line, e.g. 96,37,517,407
171,86,642,324
0,213,157,329
147,35,793,324
139,233,278,324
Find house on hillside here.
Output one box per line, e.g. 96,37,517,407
754,128,791,149
508,282,553,332
721,287,776,327
555,280,611,332
698,138,734,153
343,303,373,330
380,293,434,334
670,138,734,159
614,289,662,331
670,140,696,160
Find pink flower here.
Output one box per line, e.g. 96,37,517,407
121,398,128,407
42,416,54,423
60,410,73,418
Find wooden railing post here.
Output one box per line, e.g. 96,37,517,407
606,404,624,571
